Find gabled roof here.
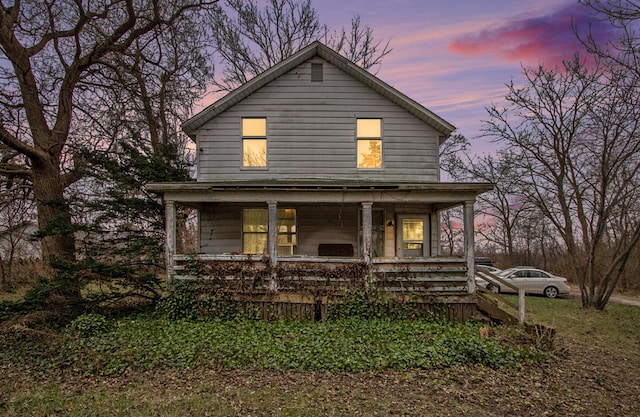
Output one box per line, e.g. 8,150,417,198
183,41,456,139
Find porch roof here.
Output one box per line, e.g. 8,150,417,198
147,180,493,209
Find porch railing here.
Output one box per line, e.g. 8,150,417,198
171,254,470,295
475,269,525,324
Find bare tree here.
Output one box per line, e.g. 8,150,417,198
209,0,392,91
0,180,37,289
449,149,533,257
439,133,469,179
484,56,640,309
0,0,218,266
440,206,464,256
578,0,640,76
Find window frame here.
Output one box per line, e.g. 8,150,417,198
401,218,424,250
242,208,268,254
241,117,268,169
356,118,383,169
242,208,297,255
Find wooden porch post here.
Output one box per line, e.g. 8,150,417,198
268,201,278,267
267,201,278,291
464,200,476,293
362,202,373,266
164,199,176,281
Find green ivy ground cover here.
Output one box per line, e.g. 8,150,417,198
2,316,547,376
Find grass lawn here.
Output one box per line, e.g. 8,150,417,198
1,295,639,416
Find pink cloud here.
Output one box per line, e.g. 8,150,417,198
449,3,617,67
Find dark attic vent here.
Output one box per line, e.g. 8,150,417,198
311,63,323,82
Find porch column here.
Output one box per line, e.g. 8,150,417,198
268,201,278,266
361,202,373,266
164,199,176,281
464,200,476,293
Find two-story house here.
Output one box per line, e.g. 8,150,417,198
148,41,493,320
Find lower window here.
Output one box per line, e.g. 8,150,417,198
242,208,297,254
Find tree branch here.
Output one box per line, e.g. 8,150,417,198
0,123,46,161
0,162,32,179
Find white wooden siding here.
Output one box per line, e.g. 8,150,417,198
199,203,360,256
197,203,447,259
199,203,243,254
195,58,440,182
296,205,359,256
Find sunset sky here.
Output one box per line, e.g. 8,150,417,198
311,0,617,152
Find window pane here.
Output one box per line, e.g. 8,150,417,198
243,139,267,167
243,209,268,232
243,209,267,254
244,233,267,254
243,208,297,255
357,119,381,137
277,209,296,255
404,242,423,250
242,118,266,136
403,219,423,242
357,139,382,168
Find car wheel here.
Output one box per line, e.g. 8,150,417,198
544,286,559,298
487,284,500,294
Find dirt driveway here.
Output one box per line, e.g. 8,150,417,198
569,288,640,307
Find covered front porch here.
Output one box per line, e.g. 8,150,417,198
149,181,492,301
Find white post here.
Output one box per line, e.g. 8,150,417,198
519,289,526,324
267,201,278,291
165,199,176,281
361,202,373,266
463,200,476,293
268,201,278,267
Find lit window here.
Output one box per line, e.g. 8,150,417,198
357,119,382,168
277,208,297,255
243,209,268,254
402,219,424,250
242,118,267,167
242,208,297,255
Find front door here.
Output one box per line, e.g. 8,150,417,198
397,215,430,257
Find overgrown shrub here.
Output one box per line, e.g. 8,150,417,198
156,283,453,322
155,281,257,321
69,313,110,337
326,291,446,321
155,281,201,320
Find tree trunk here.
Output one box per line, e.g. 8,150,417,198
31,158,76,262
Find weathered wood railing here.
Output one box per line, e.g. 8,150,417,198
169,254,477,321
171,254,470,295
476,269,525,324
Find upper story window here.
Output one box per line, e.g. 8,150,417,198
356,118,382,169
242,118,267,167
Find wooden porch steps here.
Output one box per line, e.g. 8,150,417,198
476,291,520,324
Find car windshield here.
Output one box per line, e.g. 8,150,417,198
497,268,518,277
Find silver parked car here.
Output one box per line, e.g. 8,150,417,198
477,265,501,274
475,265,501,288
486,267,571,298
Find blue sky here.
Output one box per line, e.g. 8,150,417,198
312,0,616,152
